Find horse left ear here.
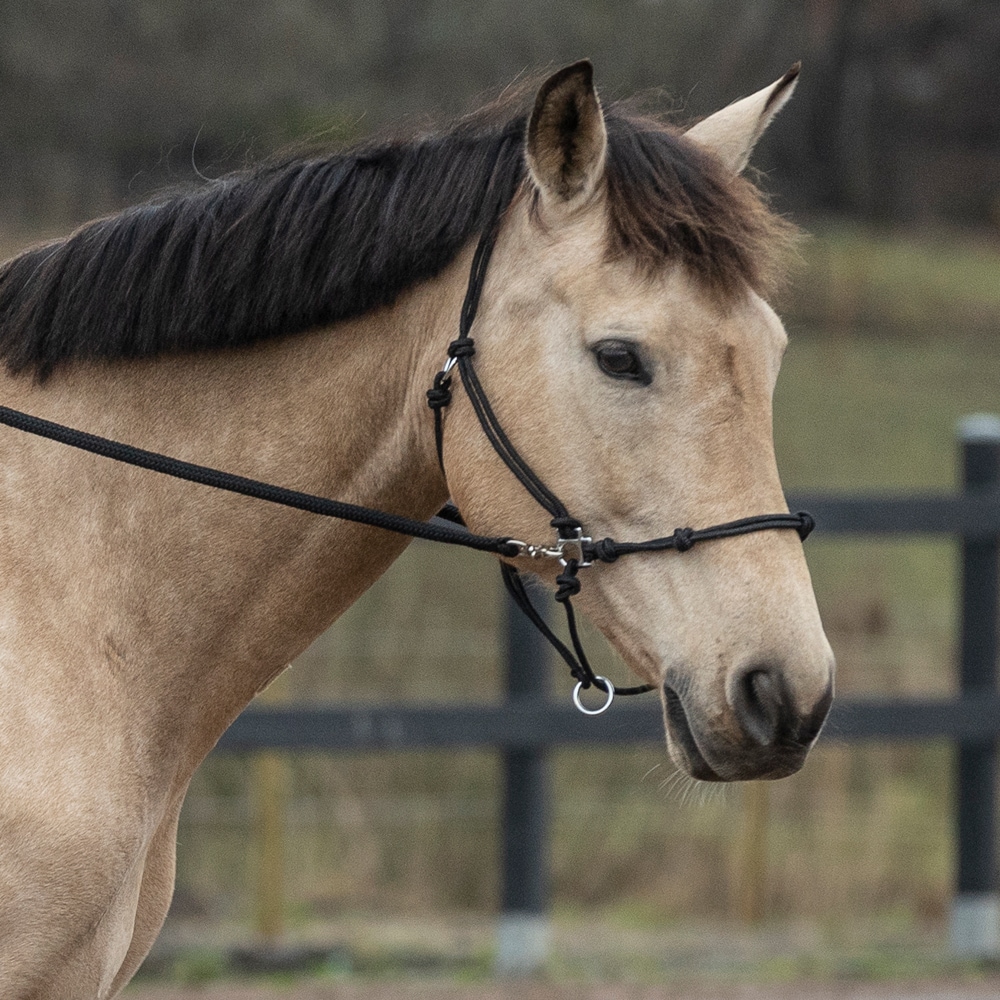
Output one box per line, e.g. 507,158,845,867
526,60,607,214
685,63,800,173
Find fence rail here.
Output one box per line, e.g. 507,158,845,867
788,490,1000,536
217,692,1000,751
212,416,1000,968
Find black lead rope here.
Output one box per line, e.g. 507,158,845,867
0,172,815,714
0,404,521,559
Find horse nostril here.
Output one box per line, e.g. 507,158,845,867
731,666,788,748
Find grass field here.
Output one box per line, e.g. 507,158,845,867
789,219,1000,338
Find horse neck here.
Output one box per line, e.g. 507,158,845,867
0,254,467,760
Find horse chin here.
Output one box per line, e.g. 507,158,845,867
662,683,725,781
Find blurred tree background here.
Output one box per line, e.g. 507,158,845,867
5,0,1000,227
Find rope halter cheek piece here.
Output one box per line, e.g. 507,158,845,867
0,170,813,718
426,179,815,715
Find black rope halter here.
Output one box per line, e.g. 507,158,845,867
425,172,813,712
0,169,813,715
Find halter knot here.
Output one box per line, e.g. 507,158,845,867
672,527,695,552
554,563,582,602
592,537,619,563
447,337,476,359
550,515,583,538
795,510,815,541
425,379,452,411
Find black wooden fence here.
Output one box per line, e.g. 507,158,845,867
216,417,1000,961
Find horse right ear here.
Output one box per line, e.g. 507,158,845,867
526,60,607,216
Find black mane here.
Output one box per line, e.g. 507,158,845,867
0,96,792,379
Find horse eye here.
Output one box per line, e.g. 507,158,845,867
593,341,651,385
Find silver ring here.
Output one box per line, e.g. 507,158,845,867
572,677,615,715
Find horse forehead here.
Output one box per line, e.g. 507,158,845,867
544,257,733,331
498,204,685,320
497,218,784,354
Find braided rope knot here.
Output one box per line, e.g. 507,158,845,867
592,537,619,563
447,337,476,359
672,527,695,552
425,376,452,411
550,515,582,537
554,563,582,602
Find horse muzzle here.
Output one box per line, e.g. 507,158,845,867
662,660,834,782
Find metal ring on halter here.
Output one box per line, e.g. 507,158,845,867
572,676,615,715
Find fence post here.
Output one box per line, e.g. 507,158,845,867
252,670,291,949
951,414,1000,956
735,781,770,924
495,589,551,976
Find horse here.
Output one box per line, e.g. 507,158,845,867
0,61,834,996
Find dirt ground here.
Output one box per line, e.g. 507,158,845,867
125,979,1000,999
125,914,1000,999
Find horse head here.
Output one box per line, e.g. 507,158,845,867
444,62,834,781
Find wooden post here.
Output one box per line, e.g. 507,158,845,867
253,670,291,945
735,780,769,924
951,415,1000,956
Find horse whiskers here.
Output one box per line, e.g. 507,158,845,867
693,780,731,807
656,765,733,806
640,762,664,783
657,767,694,801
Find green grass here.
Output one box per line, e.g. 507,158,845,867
775,324,1000,491
135,910,1000,988
788,217,1000,336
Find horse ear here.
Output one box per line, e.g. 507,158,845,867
526,60,607,213
685,63,800,173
